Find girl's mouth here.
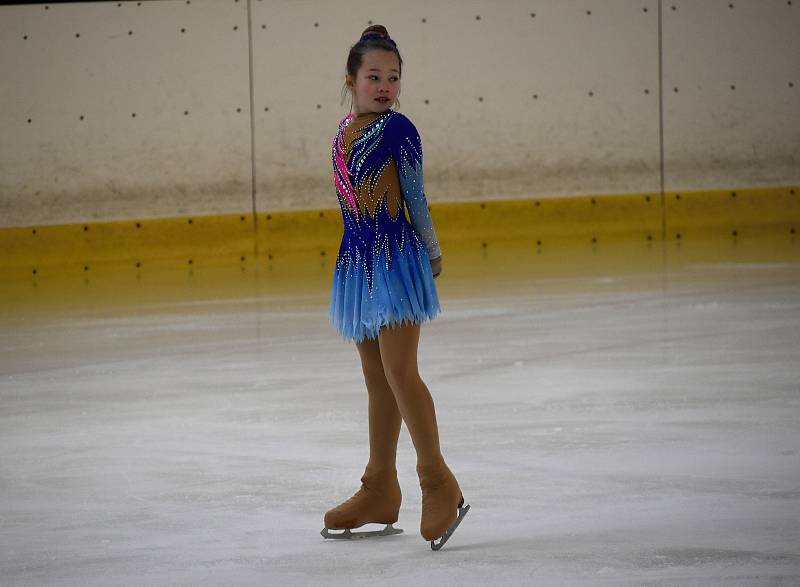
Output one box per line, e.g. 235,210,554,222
376,98,390,103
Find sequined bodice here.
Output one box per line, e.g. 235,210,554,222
331,110,441,287
334,111,404,220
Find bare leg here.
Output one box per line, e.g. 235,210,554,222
377,322,443,468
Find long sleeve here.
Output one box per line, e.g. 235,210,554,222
384,114,442,260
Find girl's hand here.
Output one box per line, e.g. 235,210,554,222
430,255,442,279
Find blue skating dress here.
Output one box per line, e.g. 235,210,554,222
329,109,442,343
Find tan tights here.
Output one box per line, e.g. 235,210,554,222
355,322,444,471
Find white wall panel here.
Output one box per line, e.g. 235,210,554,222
0,0,797,228
0,0,252,227
253,0,663,208
662,1,799,188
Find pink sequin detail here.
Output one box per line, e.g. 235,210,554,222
334,114,359,218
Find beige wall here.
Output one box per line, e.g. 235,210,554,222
0,0,798,228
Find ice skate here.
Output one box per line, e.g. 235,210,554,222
417,461,469,550
321,467,403,540
430,495,470,550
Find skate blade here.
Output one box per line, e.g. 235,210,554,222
321,523,403,540
430,499,470,551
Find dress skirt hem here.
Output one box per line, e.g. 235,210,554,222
329,239,441,344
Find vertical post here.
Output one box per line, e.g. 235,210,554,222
246,0,259,258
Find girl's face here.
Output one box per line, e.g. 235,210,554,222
348,49,401,115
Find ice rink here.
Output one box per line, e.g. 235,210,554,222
2,238,799,586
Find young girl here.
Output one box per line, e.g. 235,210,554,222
321,25,469,550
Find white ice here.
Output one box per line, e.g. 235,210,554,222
1,254,799,586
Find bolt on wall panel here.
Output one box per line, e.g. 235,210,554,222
0,0,253,228
661,1,800,190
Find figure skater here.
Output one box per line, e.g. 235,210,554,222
320,25,469,551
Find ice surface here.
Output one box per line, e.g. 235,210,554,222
1,245,799,586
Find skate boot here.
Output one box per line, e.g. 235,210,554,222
321,466,403,540
417,460,470,550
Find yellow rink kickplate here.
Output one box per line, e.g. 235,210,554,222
1,186,797,283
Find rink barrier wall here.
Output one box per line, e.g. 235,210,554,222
0,185,797,279
3,2,799,227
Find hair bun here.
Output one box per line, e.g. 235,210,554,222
358,25,397,48
361,24,389,38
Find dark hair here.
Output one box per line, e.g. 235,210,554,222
341,24,403,110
